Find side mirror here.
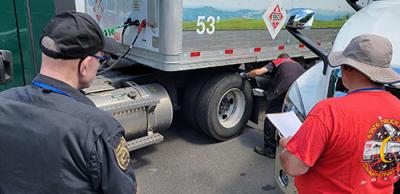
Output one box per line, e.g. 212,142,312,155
287,9,315,29
285,8,330,75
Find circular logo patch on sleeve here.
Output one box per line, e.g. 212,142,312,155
115,137,130,171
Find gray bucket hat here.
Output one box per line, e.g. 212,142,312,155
328,34,400,84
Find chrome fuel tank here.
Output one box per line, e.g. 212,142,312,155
87,83,173,140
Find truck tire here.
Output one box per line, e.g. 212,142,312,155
182,78,208,130
196,73,253,140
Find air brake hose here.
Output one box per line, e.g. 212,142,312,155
103,19,139,37
122,18,141,45
98,19,146,75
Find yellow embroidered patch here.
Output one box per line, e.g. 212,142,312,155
115,137,130,171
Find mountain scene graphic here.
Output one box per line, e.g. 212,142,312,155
183,6,352,30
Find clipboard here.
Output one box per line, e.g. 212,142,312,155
266,111,302,138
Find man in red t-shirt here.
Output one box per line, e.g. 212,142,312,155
280,34,400,194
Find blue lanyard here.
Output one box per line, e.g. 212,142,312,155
349,87,385,94
32,81,74,100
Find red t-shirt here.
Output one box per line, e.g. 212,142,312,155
286,90,400,194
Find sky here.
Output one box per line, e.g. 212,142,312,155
183,0,355,12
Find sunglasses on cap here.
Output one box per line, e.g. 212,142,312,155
91,55,110,63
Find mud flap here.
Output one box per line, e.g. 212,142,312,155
249,89,268,130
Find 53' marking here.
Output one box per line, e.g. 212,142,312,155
196,16,220,35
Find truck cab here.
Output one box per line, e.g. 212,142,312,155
0,1,56,91
274,0,400,193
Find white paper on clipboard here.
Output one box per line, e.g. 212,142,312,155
266,111,302,138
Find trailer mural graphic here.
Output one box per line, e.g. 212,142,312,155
86,0,158,51
183,0,354,32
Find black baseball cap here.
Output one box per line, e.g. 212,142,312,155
40,10,105,59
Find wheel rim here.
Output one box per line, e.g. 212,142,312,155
217,88,246,129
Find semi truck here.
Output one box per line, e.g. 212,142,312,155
0,0,351,150
273,0,400,193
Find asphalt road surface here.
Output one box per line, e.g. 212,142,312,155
132,116,280,194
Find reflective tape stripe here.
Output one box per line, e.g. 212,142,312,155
254,47,262,52
225,49,233,54
191,52,201,57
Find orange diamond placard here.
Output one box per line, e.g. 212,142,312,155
263,0,287,40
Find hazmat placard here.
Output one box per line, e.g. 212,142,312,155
263,0,287,40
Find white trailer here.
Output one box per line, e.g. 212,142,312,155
69,0,351,150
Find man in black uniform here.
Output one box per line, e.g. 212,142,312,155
0,11,137,194
248,53,305,158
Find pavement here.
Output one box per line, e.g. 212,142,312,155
131,116,280,194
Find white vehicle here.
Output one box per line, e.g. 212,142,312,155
274,0,400,193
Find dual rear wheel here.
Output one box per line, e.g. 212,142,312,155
183,73,253,141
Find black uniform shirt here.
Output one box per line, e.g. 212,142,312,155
265,60,305,102
0,74,136,194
